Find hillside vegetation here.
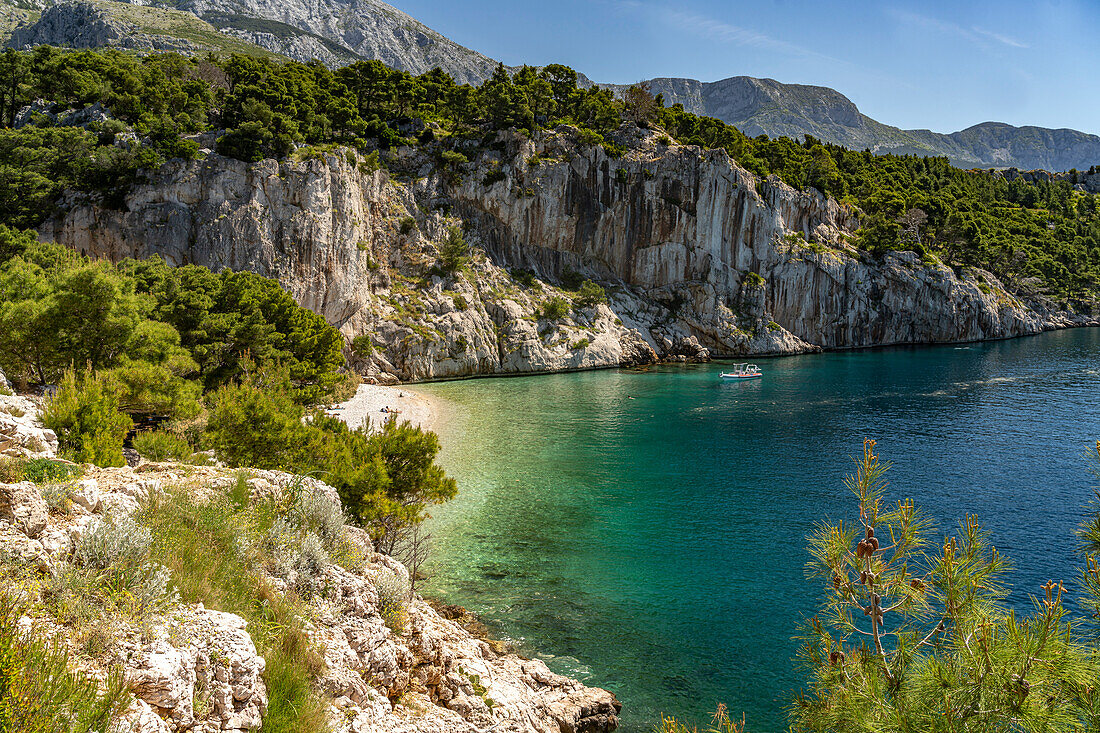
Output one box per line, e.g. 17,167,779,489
0,48,1093,307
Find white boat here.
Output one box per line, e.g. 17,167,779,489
720,363,762,380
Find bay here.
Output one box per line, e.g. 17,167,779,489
418,328,1100,731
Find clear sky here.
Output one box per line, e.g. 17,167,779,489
394,0,1100,135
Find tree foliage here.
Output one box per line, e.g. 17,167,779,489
791,439,1100,732
0,48,1094,302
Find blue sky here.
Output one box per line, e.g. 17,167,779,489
395,0,1100,135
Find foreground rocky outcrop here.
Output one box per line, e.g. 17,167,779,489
0,367,59,459
0,395,620,733
40,124,1097,382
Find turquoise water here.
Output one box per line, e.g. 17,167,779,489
417,329,1100,732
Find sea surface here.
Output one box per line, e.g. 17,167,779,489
417,328,1100,732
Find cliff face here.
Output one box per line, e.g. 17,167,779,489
453,126,1093,351
41,125,1096,382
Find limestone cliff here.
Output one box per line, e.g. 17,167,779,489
40,124,1097,382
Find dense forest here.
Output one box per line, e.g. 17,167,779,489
0,46,1096,304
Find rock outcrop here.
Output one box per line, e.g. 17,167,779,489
0,392,621,733
174,0,499,82
40,124,1097,382
8,1,201,53
0,381,59,459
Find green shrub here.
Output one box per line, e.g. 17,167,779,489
540,296,571,320
0,456,24,483
438,225,470,274
603,142,626,158
570,337,591,350
656,135,672,146
577,128,603,146
439,150,468,169
103,361,202,419
399,216,417,235
482,169,506,186
0,594,131,732
560,269,584,290
204,382,311,470
43,369,133,467
132,430,192,462
511,268,538,288
615,168,628,184
573,280,607,308
375,568,410,633
21,458,81,484
358,150,381,173
351,335,374,357
451,293,468,311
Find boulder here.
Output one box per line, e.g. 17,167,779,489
0,481,47,537
128,607,267,733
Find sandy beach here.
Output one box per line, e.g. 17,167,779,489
328,382,443,434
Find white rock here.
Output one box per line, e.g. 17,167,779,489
70,477,100,512
0,481,47,537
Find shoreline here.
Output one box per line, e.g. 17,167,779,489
384,322,1100,386
328,382,448,434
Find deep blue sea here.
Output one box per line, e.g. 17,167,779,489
418,328,1100,731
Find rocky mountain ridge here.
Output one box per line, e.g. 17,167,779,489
605,76,1100,172
5,0,1098,172
38,123,1097,383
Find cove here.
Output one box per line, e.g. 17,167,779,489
417,328,1100,732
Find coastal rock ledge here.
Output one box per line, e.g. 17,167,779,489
0,386,620,733
41,124,1097,382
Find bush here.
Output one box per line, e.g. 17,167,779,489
560,268,585,290
574,280,607,308
603,142,626,158
540,297,571,320
204,382,312,470
351,335,374,357
482,169,506,186
43,369,133,467
76,515,152,571
41,482,75,514
132,430,192,462
0,456,24,483
511,268,538,288
375,568,410,633
21,458,80,484
438,225,470,274
0,594,131,732
399,216,417,235
289,489,346,552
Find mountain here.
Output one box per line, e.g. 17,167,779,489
6,0,286,58
4,0,1100,171
175,0,499,84
622,76,1100,172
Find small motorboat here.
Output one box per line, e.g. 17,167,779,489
720,363,763,380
